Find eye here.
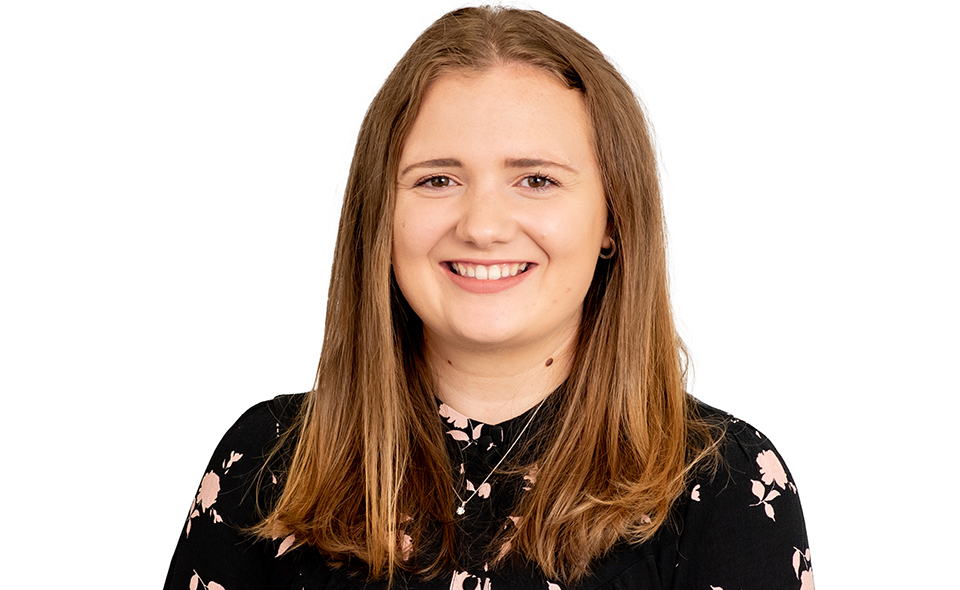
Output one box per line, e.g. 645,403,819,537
414,175,457,189
519,174,558,190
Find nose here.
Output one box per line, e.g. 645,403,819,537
455,186,518,249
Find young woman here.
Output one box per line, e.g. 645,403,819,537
165,7,813,590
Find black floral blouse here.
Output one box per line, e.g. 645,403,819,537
164,394,814,590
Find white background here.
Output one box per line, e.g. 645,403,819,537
2,1,957,587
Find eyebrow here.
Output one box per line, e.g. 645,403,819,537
399,158,462,177
504,158,576,173
400,157,576,177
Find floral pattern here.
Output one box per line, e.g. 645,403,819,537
793,546,815,589
189,571,225,590
450,569,493,590
165,394,813,590
750,448,798,521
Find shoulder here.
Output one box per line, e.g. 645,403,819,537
200,393,304,486
694,399,800,499
219,393,304,453
688,398,805,523
180,392,306,527
164,393,308,590
232,392,304,435
674,398,814,588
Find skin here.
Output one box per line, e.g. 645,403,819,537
393,64,611,423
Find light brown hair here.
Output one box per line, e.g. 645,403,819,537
256,5,718,583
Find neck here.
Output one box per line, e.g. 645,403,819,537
425,330,576,424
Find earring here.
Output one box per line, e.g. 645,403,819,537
599,238,617,260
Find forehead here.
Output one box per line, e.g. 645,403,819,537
399,64,594,165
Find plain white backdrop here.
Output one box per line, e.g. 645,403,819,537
2,1,958,587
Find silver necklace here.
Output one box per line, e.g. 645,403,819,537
452,397,548,516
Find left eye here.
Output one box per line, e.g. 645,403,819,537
520,175,553,189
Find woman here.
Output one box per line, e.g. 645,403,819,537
165,6,813,590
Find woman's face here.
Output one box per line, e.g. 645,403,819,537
393,64,610,356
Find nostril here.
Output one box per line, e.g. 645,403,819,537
455,194,517,248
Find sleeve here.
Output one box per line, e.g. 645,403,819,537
163,395,300,590
672,417,814,590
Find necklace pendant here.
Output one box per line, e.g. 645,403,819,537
456,504,466,515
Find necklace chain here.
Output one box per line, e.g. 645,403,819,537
452,396,548,516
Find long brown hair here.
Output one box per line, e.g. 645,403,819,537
256,5,718,583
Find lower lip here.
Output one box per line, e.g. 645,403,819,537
444,264,533,294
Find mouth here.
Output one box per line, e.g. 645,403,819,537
444,261,532,280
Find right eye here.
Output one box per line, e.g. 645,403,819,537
415,175,457,189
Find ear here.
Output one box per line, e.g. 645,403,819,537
600,216,617,250
602,218,614,249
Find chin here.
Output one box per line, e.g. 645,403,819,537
439,320,528,349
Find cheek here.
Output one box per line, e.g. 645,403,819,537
538,205,606,254
393,201,440,273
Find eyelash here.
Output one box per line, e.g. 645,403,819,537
519,173,560,191
413,175,457,189
412,173,561,191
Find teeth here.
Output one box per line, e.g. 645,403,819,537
452,262,530,280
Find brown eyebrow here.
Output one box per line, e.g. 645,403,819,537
399,158,462,177
399,157,577,178
504,158,576,172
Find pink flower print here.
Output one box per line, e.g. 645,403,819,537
190,571,227,590
400,532,414,561
186,497,199,537
439,403,469,428
450,571,470,590
523,464,539,490
751,450,793,520
756,450,788,489
750,479,781,521
691,484,701,502
547,583,562,590
276,534,296,557
447,429,470,442
185,453,236,536
793,547,814,589
400,531,414,561
464,479,492,499
449,570,491,590
222,451,242,472
197,472,220,512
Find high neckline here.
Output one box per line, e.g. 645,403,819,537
437,385,563,467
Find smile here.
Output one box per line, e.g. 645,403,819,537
446,262,530,280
